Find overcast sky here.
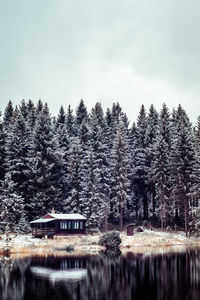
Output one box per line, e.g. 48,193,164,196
0,0,200,124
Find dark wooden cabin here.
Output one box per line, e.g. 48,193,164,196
30,213,87,237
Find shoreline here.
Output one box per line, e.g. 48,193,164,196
1,230,200,257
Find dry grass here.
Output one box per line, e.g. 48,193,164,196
0,230,200,257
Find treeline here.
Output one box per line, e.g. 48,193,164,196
0,99,200,235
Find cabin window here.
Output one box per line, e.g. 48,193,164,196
60,221,67,229
74,221,79,229
68,221,71,229
60,220,83,230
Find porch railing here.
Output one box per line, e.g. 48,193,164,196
32,228,55,237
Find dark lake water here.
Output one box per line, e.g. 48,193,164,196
1,248,200,300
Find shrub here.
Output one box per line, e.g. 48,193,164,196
98,231,122,250
65,245,74,252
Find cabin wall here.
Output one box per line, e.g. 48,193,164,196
31,219,86,237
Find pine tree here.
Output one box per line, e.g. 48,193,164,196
132,105,150,220
56,123,70,203
75,99,88,132
111,119,131,231
0,110,5,181
159,103,171,150
27,100,36,130
170,106,196,236
31,103,63,217
4,110,33,218
89,103,111,230
152,137,170,228
19,99,28,121
0,173,24,232
56,105,66,128
64,136,82,213
146,105,159,219
66,105,75,136
80,150,103,232
36,99,43,115
3,100,14,130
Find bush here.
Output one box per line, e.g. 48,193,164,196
98,231,122,250
65,245,74,252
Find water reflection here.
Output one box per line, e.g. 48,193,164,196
0,249,200,300
30,256,88,282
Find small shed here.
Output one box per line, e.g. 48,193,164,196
126,224,135,236
30,213,87,238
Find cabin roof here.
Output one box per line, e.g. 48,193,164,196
49,213,87,220
30,218,54,224
30,213,87,223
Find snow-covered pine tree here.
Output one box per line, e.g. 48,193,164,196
4,110,33,219
170,105,196,236
191,116,200,207
27,100,37,130
81,150,102,232
128,122,138,215
66,105,75,137
159,103,172,150
75,99,88,133
0,110,5,181
31,103,63,216
64,136,82,213
152,136,171,228
56,105,66,128
19,99,29,121
3,100,14,130
132,105,150,220
16,215,31,234
111,119,131,231
56,122,70,205
194,115,200,151
36,99,44,115
0,173,24,232
146,105,159,219
89,103,111,231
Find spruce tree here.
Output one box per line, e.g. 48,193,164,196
66,105,75,136
31,103,63,216
0,110,5,181
4,110,33,218
170,106,196,236
111,119,131,231
3,100,14,130
132,105,150,220
0,173,24,231
64,136,82,213
89,103,111,230
75,99,88,132
152,137,170,228
56,105,66,128
19,99,28,121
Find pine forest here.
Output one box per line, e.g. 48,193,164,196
0,99,200,237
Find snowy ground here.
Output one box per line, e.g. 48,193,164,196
0,230,200,257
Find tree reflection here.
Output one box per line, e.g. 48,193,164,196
0,249,200,300
0,257,31,300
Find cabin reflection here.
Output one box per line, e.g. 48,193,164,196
30,256,87,282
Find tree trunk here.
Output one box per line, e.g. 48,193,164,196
119,204,123,232
184,197,189,237
143,192,148,220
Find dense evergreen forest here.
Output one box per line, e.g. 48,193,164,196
0,99,200,236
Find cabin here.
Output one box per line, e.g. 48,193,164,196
30,213,87,238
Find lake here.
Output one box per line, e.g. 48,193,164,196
0,248,200,300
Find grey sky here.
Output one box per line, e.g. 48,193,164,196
0,0,200,124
